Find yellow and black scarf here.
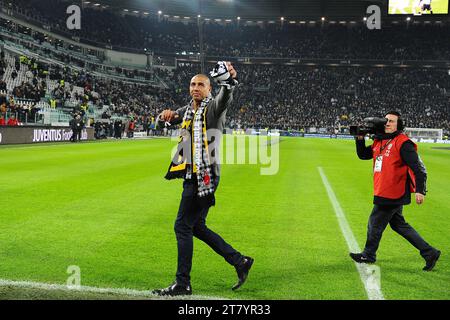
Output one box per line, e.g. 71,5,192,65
165,97,216,200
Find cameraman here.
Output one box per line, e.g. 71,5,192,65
350,111,440,271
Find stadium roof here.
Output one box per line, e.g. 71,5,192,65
82,0,382,19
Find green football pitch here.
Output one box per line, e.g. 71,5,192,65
388,0,449,14
0,137,448,300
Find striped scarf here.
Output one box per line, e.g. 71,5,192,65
165,97,216,200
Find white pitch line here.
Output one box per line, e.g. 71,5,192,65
318,167,385,300
0,279,229,300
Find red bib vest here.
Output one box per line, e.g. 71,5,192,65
372,133,416,199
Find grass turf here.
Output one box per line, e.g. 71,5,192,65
389,0,449,14
0,137,448,299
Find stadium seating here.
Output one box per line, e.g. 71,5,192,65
0,0,449,136
3,0,450,60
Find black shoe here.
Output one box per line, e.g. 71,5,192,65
151,282,192,296
232,256,254,291
423,250,441,271
349,253,376,264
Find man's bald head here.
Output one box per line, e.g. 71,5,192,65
190,74,212,103
191,74,211,86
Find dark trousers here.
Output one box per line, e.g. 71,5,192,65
174,177,243,286
76,129,81,141
70,129,77,142
71,129,81,142
363,204,435,260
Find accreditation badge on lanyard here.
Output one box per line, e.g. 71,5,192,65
374,155,383,172
375,138,392,173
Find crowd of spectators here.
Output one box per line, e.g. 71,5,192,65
1,2,449,135
1,46,449,135
83,62,450,136
0,46,173,127
0,50,43,124
4,0,450,60
3,0,199,53
166,63,450,135
0,90,42,125
5,55,47,101
93,78,180,121
12,80,46,101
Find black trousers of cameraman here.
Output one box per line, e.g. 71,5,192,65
363,204,435,261
174,177,244,287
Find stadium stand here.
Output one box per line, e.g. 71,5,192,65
3,0,450,60
0,0,449,137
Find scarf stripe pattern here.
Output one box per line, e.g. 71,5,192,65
192,99,215,197
165,97,215,198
